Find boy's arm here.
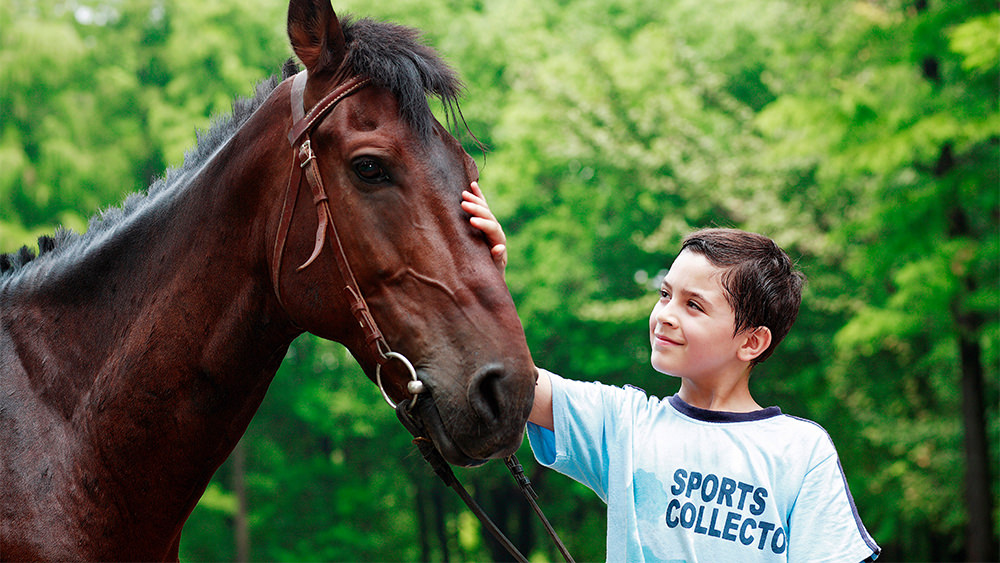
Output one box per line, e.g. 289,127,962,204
530,368,554,430
787,435,881,561
462,182,554,430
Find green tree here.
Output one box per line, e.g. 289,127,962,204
755,1,998,557
4,0,997,560
1,0,286,253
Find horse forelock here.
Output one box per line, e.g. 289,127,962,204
2,16,469,280
340,15,464,139
0,66,296,281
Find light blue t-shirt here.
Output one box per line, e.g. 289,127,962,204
526,370,880,563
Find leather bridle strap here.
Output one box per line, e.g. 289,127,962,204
271,72,391,362
287,71,370,146
275,70,574,562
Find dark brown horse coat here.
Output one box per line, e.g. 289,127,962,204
0,1,535,559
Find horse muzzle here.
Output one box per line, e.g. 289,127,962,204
400,375,531,467
396,397,488,468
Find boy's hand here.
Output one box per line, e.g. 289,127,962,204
462,181,508,277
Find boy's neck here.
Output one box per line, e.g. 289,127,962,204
677,370,761,412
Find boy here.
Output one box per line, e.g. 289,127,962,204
462,183,880,562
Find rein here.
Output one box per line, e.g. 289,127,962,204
396,403,575,563
273,70,574,562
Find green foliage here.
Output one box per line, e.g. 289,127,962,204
2,0,996,560
0,0,287,249
750,0,998,555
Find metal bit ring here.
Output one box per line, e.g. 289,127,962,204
376,351,424,409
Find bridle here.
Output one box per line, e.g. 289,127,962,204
272,70,425,406
272,70,574,563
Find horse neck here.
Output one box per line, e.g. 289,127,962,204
3,89,300,552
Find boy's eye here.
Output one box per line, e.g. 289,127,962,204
660,289,670,299
688,300,703,312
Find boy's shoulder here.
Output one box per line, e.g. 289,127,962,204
768,411,842,456
623,383,646,394
551,372,838,454
625,387,839,455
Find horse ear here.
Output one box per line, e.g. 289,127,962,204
287,0,347,74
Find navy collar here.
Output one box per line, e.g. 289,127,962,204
668,395,782,423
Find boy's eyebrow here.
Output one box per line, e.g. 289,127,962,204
661,280,712,304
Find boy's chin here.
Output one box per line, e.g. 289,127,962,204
650,356,681,377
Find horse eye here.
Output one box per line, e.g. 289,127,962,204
353,157,389,184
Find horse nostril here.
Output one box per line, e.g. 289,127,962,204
468,363,507,424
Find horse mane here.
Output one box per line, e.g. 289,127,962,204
1,14,467,280
0,67,290,280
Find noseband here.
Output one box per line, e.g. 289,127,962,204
272,70,574,563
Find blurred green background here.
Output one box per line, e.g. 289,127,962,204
1,0,997,560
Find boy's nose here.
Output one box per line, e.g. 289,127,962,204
654,303,678,327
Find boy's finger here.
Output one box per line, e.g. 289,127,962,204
469,216,502,234
470,181,488,203
461,191,489,210
470,218,506,244
462,201,498,223
461,200,489,218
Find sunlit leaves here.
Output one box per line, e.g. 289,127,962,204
2,0,996,559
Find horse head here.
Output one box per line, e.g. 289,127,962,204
273,0,536,466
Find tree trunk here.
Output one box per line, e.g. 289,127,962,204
481,487,513,562
415,480,432,562
431,487,450,562
940,140,997,559
232,440,250,562
957,329,994,561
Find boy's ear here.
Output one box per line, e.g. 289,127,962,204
738,326,772,363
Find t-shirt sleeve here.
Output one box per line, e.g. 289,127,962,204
786,430,881,562
526,369,634,502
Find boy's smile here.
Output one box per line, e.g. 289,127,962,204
649,250,746,383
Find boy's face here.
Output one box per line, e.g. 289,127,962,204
649,249,746,381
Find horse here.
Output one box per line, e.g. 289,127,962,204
0,0,537,559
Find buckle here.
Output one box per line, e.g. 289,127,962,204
298,140,316,168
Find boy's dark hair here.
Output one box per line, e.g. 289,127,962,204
680,228,805,364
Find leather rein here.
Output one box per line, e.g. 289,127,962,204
271,70,574,563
